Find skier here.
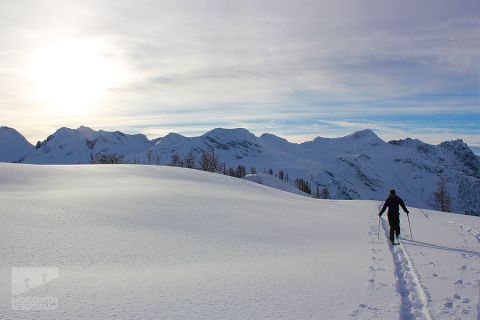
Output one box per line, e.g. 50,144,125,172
379,189,409,244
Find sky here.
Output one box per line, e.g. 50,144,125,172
0,0,479,151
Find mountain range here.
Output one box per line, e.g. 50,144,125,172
1,125,479,215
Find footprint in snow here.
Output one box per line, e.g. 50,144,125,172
350,304,379,318
453,279,464,286
443,299,453,309
442,295,473,316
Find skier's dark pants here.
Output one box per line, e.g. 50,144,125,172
387,213,400,242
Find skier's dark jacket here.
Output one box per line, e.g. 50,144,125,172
379,195,409,216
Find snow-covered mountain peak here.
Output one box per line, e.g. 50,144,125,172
307,129,385,152
259,133,289,145
160,133,189,145
55,126,97,140
78,125,97,139
0,126,34,162
0,126,27,141
439,139,480,178
389,137,424,147
23,126,152,164
198,128,260,154
342,129,383,142
439,138,469,150
163,132,186,139
202,128,258,142
311,129,382,144
1,126,18,133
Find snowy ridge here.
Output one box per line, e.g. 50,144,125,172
128,128,479,216
22,126,153,164
1,126,479,215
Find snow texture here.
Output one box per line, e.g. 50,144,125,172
0,164,478,319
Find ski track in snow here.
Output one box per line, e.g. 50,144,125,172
417,208,431,220
1,165,479,320
380,216,433,320
357,213,384,319
349,205,398,320
448,221,480,244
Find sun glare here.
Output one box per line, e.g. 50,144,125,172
29,40,122,116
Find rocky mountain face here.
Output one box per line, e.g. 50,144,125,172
1,126,479,215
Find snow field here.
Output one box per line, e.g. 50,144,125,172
377,207,479,319
0,164,478,319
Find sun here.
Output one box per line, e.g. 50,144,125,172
29,40,121,116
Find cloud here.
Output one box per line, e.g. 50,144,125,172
0,0,478,145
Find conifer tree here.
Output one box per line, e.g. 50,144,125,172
434,175,451,212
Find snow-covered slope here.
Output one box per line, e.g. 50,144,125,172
131,128,480,216
0,126,34,162
22,126,152,164
2,126,479,215
0,164,478,319
242,173,310,196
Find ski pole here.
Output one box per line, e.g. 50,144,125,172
407,214,413,241
377,215,381,239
